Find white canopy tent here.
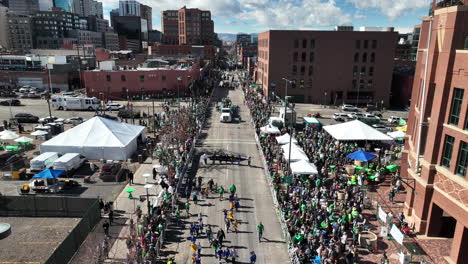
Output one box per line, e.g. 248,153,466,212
260,125,281,135
323,120,393,141
40,116,146,160
281,143,309,162
276,133,298,145
387,130,405,139
290,159,318,175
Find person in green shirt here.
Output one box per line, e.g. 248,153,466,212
175,209,181,226
218,186,225,201
185,201,190,217
229,184,237,195
257,222,265,242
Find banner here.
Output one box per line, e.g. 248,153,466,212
390,224,404,245
378,206,387,223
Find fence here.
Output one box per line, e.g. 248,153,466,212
0,195,101,264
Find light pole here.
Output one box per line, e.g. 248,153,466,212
144,184,153,215
176,76,182,110
282,77,294,177
46,65,53,119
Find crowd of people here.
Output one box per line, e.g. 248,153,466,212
243,86,403,264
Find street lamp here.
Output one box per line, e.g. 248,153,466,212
176,76,182,109
282,77,294,177
144,184,153,215
46,64,53,120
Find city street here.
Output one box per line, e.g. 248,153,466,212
159,73,289,263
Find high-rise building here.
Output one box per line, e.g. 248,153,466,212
140,4,151,30
73,0,103,18
410,25,421,61
39,0,53,11
9,0,39,14
401,2,468,264
53,0,74,12
87,15,108,32
257,30,397,105
113,16,146,52
8,12,34,51
161,6,214,45
0,6,9,49
0,0,9,7
109,8,119,28
32,9,80,48
119,0,139,16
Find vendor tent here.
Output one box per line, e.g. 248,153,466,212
387,130,405,139
346,150,377,162
281,143,309,162
0,130,19,140
32,169,64,179
260,125,281,135
40,116,146,160
323,120,393,141
290,159,318,175
276,133,298,145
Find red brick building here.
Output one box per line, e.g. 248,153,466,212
257,30,397,105
238,45,257,67
83,63,200,99
401,2,468,263
161,7,214,46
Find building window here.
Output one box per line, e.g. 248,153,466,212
352,79,357,89
300,66,305,75
308,65,313,76
464,36,468,50
106,75,111,81
356,40,360,49
292,65,297,75
367,80,373,88
364,40,369,49
465,110,468,130
140,75,145,82
291,79,297,88
293,52,298,62
353,66,358,77
162,75,166,81
360,66,366,76
369,67,374,77
301,52,306,62
354,53,359,63
121,75,126,81
372,40,377,49
362,53,367,63
294,39,298,48
310,52,315,63
449,88,464,125
310,39,315,49
441,135,455,168
302,39,307,48
370,53,375,63
456,141,468,176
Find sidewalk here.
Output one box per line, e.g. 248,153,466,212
105,162,163,262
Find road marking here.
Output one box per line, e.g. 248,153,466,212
18,242,59,245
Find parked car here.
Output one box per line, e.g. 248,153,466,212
341,104,359,112
347,112,364,120
15,113,39,123
364,113,381,120
0,99,21,106
39,116,65,123
99,162,122,181
372,124,392,133
388,116,400,124
106,103,124,111
118,109,140,119
64,116,85,124
27,92,41,99
333,113,348,121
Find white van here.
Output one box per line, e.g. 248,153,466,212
52,153,85,172
30,152,60,172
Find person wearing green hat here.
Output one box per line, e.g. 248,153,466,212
229,184,237,195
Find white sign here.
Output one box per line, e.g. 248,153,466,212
391,224,405,245
380,226,388,237
378,206,387,223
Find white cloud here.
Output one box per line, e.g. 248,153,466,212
347,0,431,21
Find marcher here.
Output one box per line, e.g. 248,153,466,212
257,222,264,242
206,224,213,242
230,247,238,264
389,188,396,203
185,201,191,216
248,156,251,166
217,229,225,246
152,167,157,180
218,185,225,201
103,221,110,236
128,171,134,185
202,153,208,165
250,251,257,264
229,184,236,195
108,209,114,225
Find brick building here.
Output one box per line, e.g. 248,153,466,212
161,6,214,45
238,45,257,67
401,2,468,264
256,30,397,105
150,44,215,60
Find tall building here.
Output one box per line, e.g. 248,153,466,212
87,15,109,32
73,0,103,18
32,9,80,48
0,6,9,49
140,4,151,30
113,16,146,52
109,8,119,28
161,6,214,45
0,0,9,7
39,0,53,11
53,0,74,12
236,34,251,45
257,30,397,105
9,0,39,14
401,2,468,264
8,12,34,52
119,0,139,16
410,25,421,61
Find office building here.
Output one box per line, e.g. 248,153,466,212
401,2,468,264
0,6,8,49
113,16,146,52
140,4,151,30
87,15,108,32
69,29,102,47
8,12,34,52
39,0,53,11
161,6,214,45
410,25,421,61
148,30,162,44
73,0,103,18
103,31,119,50
236,34,251,45
119,0,139,16
53,0,74,12
32,9,80,48
9,0,39,14
257,30,397,105
109,8,118,28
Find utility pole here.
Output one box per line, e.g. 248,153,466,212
282,77,294,177
46,65,53,119
152,99,156,138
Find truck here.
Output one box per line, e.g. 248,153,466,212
52,153,85,173
52,96,100,111
220,108,233,122
30,152,60,172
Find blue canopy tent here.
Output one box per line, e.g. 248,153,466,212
346,150,377,162
32,169,65,179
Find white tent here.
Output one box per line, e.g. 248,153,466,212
290,159,318,175
260,125,281,135
40,116,146,160
276,133,298,145
387,130,405,139
323,120,393,141
281,143,309,162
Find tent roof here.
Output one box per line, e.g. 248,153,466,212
32,169,65,179
323,120,393,141
281,143,309,162
41,116,145,148
387,130,405,139
346,150,377,162
260,125,281,135
290,160,318,175
276,133,298,145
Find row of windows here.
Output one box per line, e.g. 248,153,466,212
293,52,314,63
356,40,377,49
448,88,465,127
293,39,316,49
106,75,166,82
353,66,374,77
354,52,376,63
292,65,313,76
441,136,468,177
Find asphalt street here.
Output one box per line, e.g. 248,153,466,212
162,74,289,264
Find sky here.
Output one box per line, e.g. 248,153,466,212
101,0,434,34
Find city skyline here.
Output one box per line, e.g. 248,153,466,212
100,0,433,33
